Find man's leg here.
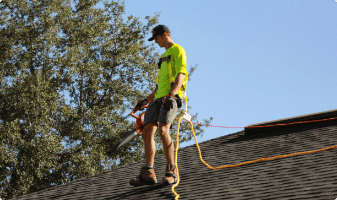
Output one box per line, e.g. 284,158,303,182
143,122,158,167
159,122,174,165
130,122,158,186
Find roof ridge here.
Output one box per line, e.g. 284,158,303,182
245,109,337,136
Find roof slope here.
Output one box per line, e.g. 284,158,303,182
11,112,337,200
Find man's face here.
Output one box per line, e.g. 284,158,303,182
154,34,165,47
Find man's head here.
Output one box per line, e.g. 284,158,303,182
148,25,173,48
148,25,171,42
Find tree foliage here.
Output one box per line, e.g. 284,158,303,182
0,0,212,199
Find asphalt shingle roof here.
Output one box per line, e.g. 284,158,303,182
11,110,337,200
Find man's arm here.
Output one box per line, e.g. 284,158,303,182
146,87,158,101
170,73,185,95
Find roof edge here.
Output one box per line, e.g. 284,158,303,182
244,109,337,136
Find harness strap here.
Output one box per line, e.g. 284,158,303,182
156,55,171,87
158,55,171,69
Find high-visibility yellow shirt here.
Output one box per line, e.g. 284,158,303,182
155,43,187,99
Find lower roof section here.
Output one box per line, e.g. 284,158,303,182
10,109,337,200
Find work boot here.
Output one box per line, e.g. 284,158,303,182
129,166,157,186
162,164,177,185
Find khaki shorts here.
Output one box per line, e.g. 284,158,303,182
144,97,178,125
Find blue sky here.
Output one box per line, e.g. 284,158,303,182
95,1,337,148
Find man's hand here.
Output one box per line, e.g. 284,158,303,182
163,93,175,110
135,99,149,111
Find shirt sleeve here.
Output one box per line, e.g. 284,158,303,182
173,46,187,76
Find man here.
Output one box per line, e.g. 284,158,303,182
129,25,187,186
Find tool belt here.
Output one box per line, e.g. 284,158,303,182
175,94,183,109
155,94,183,109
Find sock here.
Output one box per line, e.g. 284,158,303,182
146,165,153,169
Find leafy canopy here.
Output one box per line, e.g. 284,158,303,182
0,0,212,199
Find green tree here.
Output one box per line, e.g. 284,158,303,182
0,0,212,199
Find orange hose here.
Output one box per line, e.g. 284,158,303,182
171,116,337,200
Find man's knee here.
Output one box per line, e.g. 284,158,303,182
143,122,158,137
159,123,171,137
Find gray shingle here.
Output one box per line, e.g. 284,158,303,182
11,112,337,200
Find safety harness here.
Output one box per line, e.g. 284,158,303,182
156,54,189,105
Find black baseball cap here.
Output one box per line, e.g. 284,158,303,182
148,25,171,41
